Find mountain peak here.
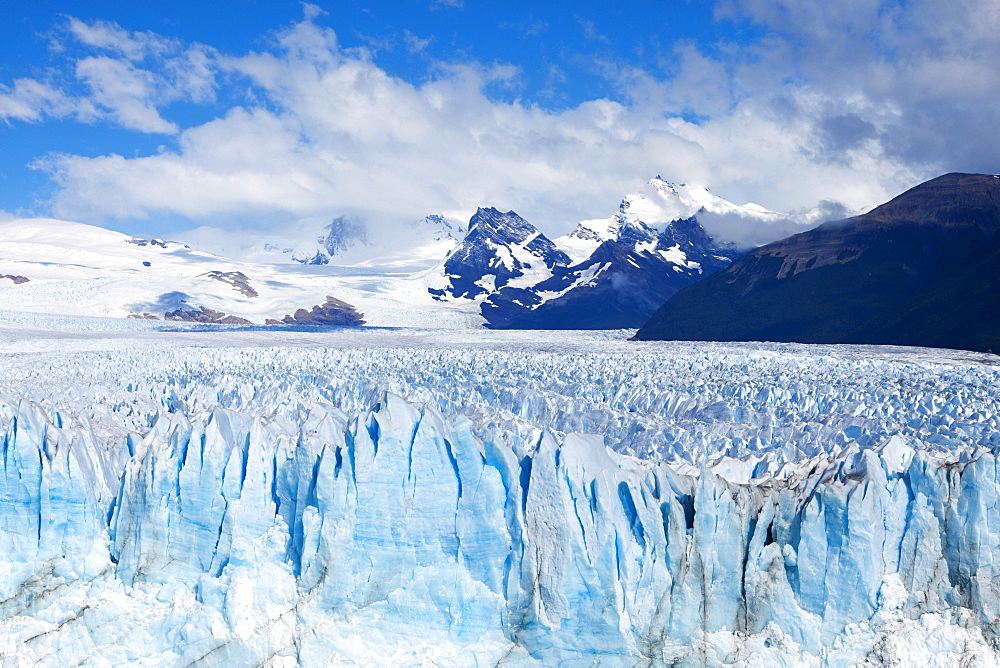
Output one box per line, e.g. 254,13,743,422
557,177,768,264
411,214,464,241
470,207,526,232
438,207,569,300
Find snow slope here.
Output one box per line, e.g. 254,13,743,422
0,218,479,328
0,313,998,665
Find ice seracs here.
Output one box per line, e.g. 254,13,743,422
0,323,998,664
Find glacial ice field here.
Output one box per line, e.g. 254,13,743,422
1,311,1000,666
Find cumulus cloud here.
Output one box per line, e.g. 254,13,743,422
14,1,1000,243
65,16,178,60
75,57,179,133
3,17,217,133
68,19,219,131
34,13,891,239
40,17,710,233
710,0,1000,174
0,79,76,123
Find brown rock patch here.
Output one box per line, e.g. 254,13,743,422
165,305,251,325
265,296,365,326
203,271,258,298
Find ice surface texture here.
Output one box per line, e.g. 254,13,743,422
0,324,999,664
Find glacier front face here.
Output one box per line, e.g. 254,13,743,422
1,317,999,665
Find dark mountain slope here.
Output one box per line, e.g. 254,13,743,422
634,173,1000,353
483,218,740,329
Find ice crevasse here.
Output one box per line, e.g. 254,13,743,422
1,390,999,665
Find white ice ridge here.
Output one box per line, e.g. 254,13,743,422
1,324,999,663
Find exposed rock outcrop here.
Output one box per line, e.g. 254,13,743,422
265,296,365,326
203,271,258,298
126,238,168,248
164,306,251,325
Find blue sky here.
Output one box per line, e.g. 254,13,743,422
2,0,998,238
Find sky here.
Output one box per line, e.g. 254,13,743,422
1,0,998,241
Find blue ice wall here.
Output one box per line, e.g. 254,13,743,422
2,392,999,664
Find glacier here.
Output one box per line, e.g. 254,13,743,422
0,315,999,665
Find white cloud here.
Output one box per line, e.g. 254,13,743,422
75,56,179,133
577,17,610,43
39,16,903,237
0,79,75,123
18,2,1000,242
1,17,219,133
709,0,1000,173
403,30,433,54
65,17,178,61
301,4,327,21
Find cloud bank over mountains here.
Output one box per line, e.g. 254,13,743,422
2,1,998,239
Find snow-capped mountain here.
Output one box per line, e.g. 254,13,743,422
483,216,740,328
557,177,784,262
298,215,369,265
431,207,570,300
636,173,1000,353
180,213,466,271
0,178,793,330
431,179,749,329
350,214,465,271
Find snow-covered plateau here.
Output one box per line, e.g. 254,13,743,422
0,312,999,665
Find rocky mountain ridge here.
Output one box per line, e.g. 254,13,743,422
635,173,1000,353
432,179,754,328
